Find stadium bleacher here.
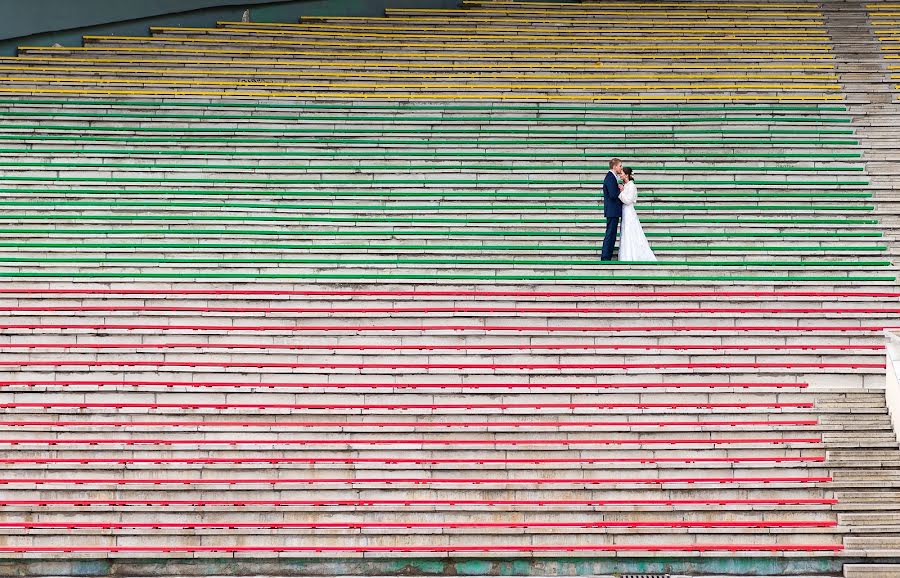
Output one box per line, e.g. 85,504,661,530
0,1,899,576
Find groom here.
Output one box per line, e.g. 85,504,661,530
601,157,624,261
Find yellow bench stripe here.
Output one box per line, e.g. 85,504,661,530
19,46,836,61
224,21,829,35
0,65,838,81
384,7,823,16
0,75,842,91
0,86,845,100
158,26,828,45
468,0,818,6
864,3,900,101
9,56,836,70
155,26,832,42
393,5,823,13
211,23,830,40
88,35,833,51
304,15,826,26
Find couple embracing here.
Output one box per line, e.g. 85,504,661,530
601,157,656,262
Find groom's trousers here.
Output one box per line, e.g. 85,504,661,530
601,216,619,261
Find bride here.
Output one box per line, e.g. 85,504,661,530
617,167,657,262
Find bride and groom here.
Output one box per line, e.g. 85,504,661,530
601,157,656,262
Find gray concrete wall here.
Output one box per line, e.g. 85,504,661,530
0,0,461,55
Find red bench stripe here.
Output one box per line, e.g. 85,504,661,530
0,498,838,506
0,476,831,485
0,342,882,352
0,402,815,410
0,545,845,553
0,419,819,428
4,305,897,314
0,437,822,446
0,520,837,529
0,360,883,370
2,288,897,298
0,323,885,332
0,456,826,465
0,380,810,390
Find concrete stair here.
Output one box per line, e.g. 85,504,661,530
0,0,897,575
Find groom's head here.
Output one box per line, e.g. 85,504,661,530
609,158,623,175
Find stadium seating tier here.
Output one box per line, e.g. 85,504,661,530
0,1,899,576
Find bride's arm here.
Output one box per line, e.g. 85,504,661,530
618,182,637,205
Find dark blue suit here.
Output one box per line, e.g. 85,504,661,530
601,170,622,261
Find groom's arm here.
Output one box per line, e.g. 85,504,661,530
603,173,616,200
608,174,622,200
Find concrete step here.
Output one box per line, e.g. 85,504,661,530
0,0,897,565
844,565,900,578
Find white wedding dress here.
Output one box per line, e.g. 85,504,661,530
617,181,657,262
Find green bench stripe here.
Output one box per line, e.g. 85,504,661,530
4,201,874,212
0,124,857,136
638,192,871,198
1,242,886,252
2,256,889,267
2,272,891,282
0,97,851,112
0,161,864,172
0,176,871,186
0,111,855,123
2,214,878,225
0,135,859,145
0,187,872,199
0,147,865,159
4,228,881,238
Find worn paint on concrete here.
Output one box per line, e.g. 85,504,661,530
0,556,854,577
